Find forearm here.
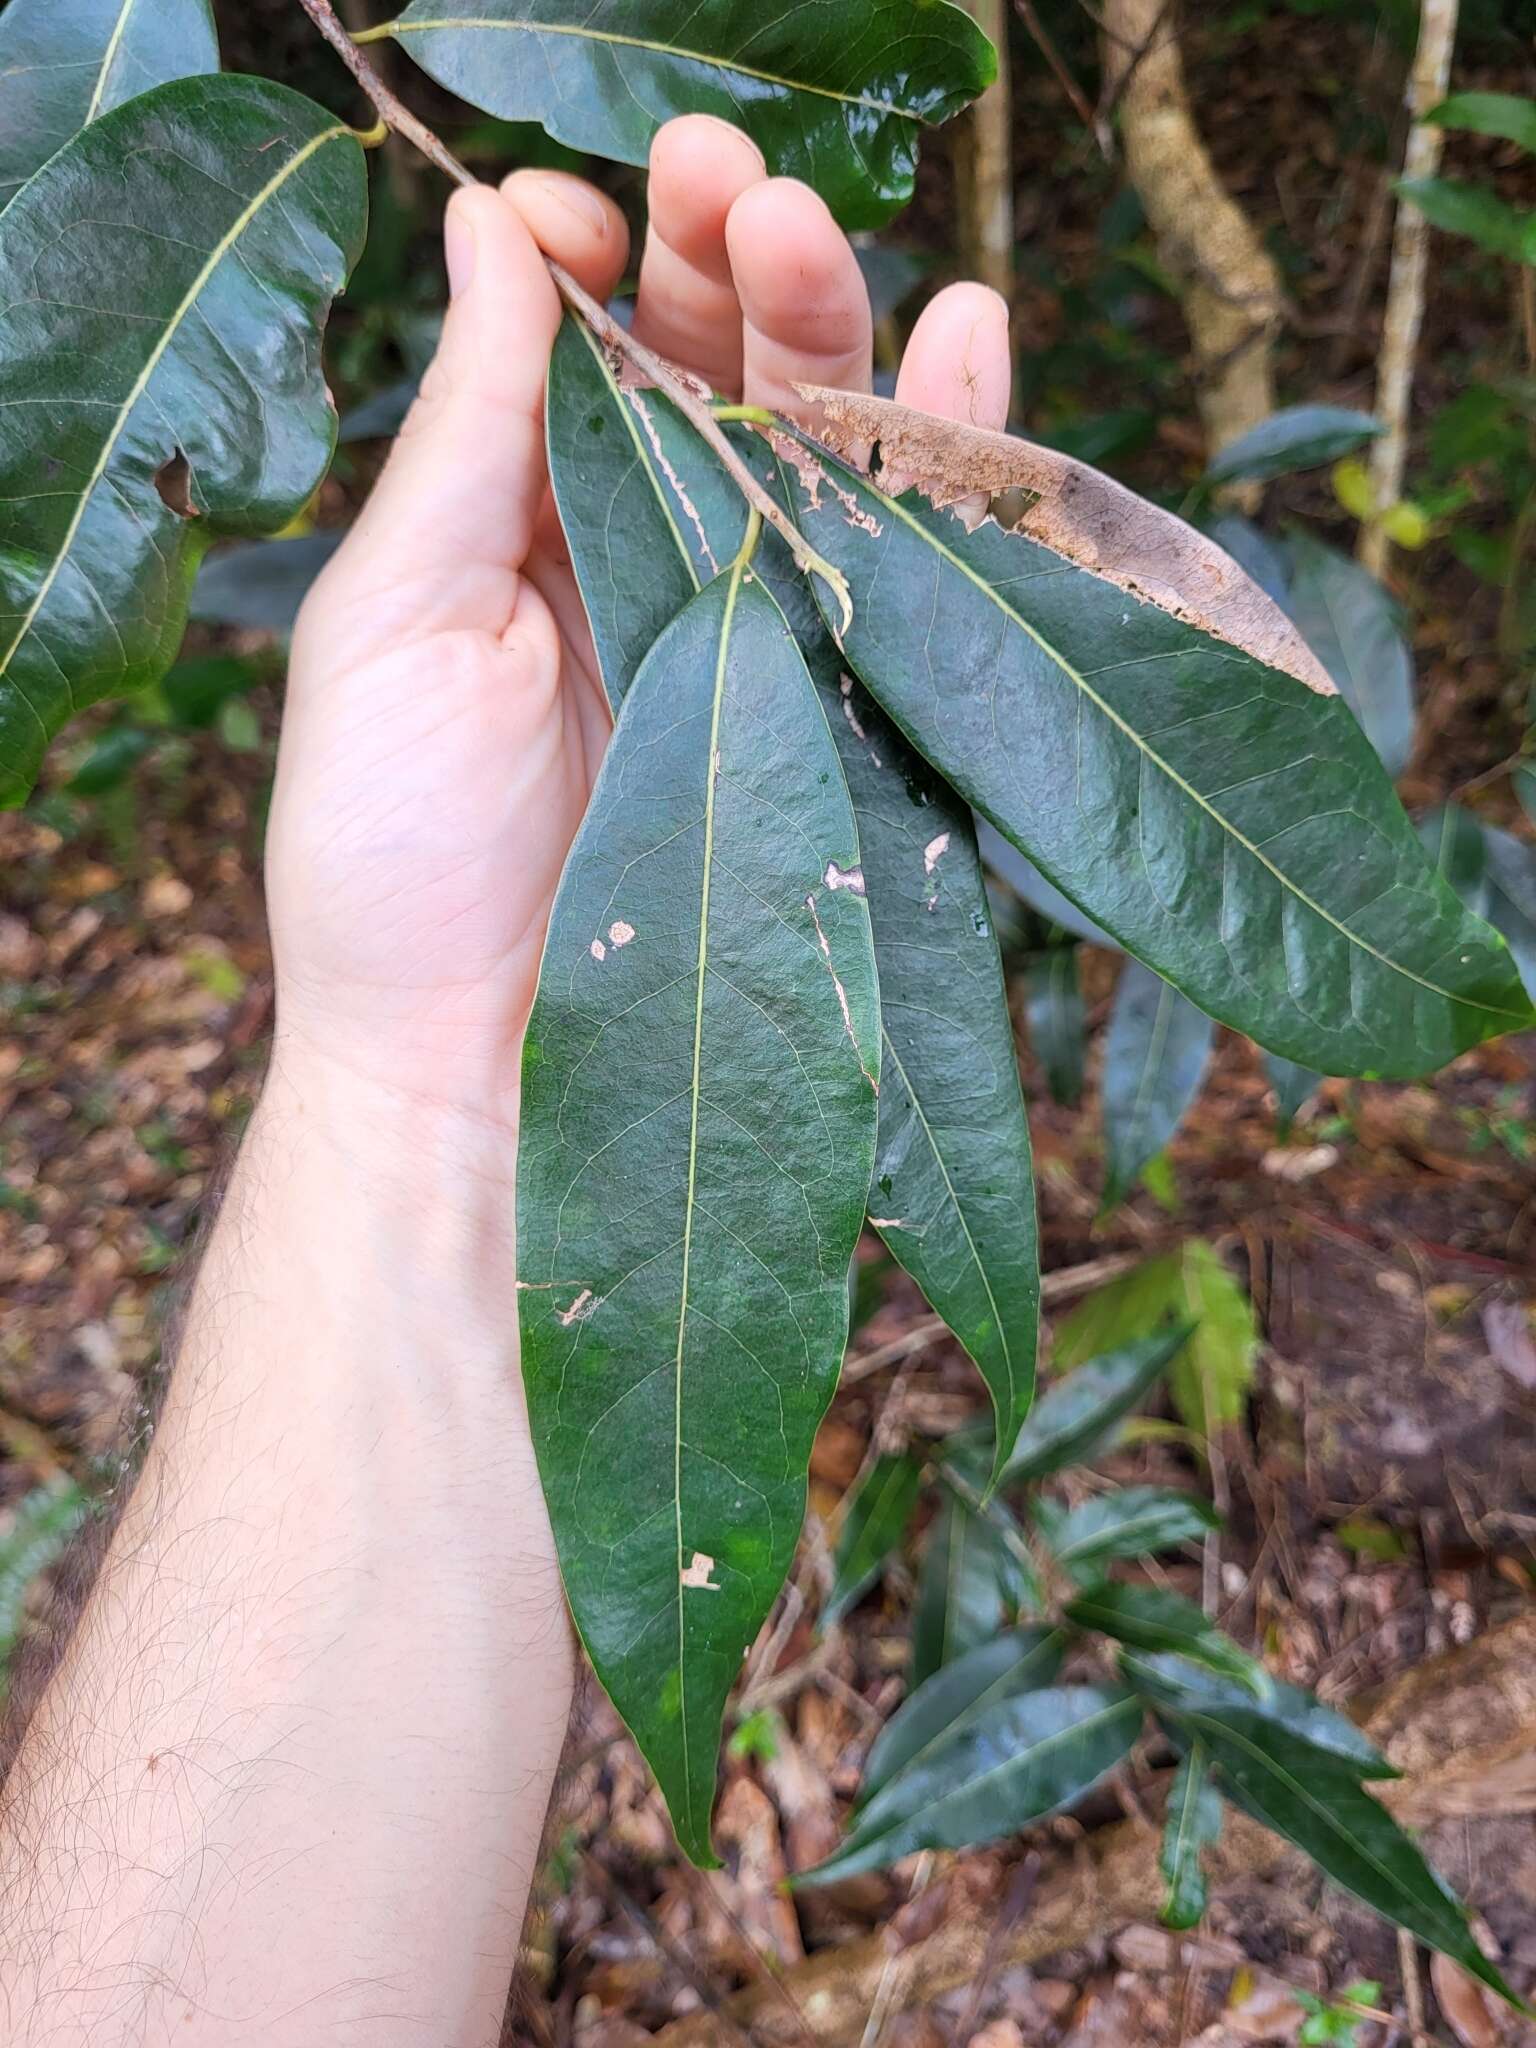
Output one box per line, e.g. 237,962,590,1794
0,1051,571,2046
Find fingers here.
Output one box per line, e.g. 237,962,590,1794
726,180,873,415
631,115,766,395
299,175,627,664
894,283,1012,431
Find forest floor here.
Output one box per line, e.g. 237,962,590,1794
3,5,1536,2044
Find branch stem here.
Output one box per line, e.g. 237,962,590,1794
293,0,852,628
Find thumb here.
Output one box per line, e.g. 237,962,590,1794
297,184,563,666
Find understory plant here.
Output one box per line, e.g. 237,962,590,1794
1,0,1531,2001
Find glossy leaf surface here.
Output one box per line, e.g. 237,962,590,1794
1284,532,1415,778
1123,1653,1395,1778
804,1684,1142,1884
1137,1657,1518,2003
547,363,1042,1466
0,77,367,806
1101,961,1215,1209
911,1491,1033,1686
779,432,1532,1077
0,0,220,209
1034,1486,1217,1579
859,1625,1067,1805
518,565,880,1866
1053,1242,1257,1437
1067,1583,1263,1689
825,1453,922,1627
377,0,995,229
1426,91,1536,152
1160,1740,1221,1929
1203,406,1382,486
999,1327,1191,1484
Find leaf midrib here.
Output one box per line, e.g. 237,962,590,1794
570,319,701,609
858,477,1527,1025
85,0,140,121
386,13,923,120
869,1627,1067,1796
671,557,747,1843
0,114,350,695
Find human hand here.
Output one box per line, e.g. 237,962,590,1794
267,115,1014,1133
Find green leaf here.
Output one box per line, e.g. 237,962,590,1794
374,0,996,230
1139,1657,1520,2006
1024,947,1086,1106
910,1491,1033,1686
1125,1652,1393,1776
0,1482,92,1683
1396,176,1536,264
997,1326,1192,1484
1203,406,1384,486
546,317,744,709
1283,532,1415,779
517,563,880,1867
1265,1052,1321,1132
1067,1583,1264,1690
66,723,157,795
191,533,345,637
1160,1740,1222,1928
820,665,1040,1484
777,426,1533,1078
1101,963,1215,1210
1425,91,1536,155
546,352,1042,1471
1205,514,1292,606
0,77,368,808
1053,1242,1257,1437
1422,807,1536,1000
825,1452,923,1628
977,820,1110,945
1034,1486,1218,1580
859,1624,1067,1805
0,0,220,209
802,1683,1143,1884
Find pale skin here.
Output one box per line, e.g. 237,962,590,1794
0,118,1012,2045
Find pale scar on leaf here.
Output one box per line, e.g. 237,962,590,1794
681,1551,721,1591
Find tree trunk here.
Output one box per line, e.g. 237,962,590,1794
1100,0,1282,486
955,0,1015,307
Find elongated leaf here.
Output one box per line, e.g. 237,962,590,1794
1101,962,1215,1209
547,337,1042,1470
518,565,880,1866
1283,532,1415,778
190,533,345,636
1397,177,1536,263
1067,1583,1263,1690
0,0,219,209
802,1683,1142,1884
1203,406,1383,486
1053,1242,1257,1437
375,0,995,230
547,317,744,709
1122,1652,1395,1778
1427,91,1536,153
1480,823,1536,1000
996,1326,1192,1485
775,408,1532,1076
0,77,367,807
1205,514,1292,607
910,1491,1032,1686
1140,1661,1518,2004
859,1624,1067,1805
1034,1486,1217,1579
825,1453,923,1628
1024,947,1086,1105
1160,1740,1221,1929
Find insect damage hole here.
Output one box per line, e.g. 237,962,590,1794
681,1551,720,1591
153,449,199,519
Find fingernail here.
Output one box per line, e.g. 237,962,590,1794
445,203,477,299
687,113,766,170
526,170,610,238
